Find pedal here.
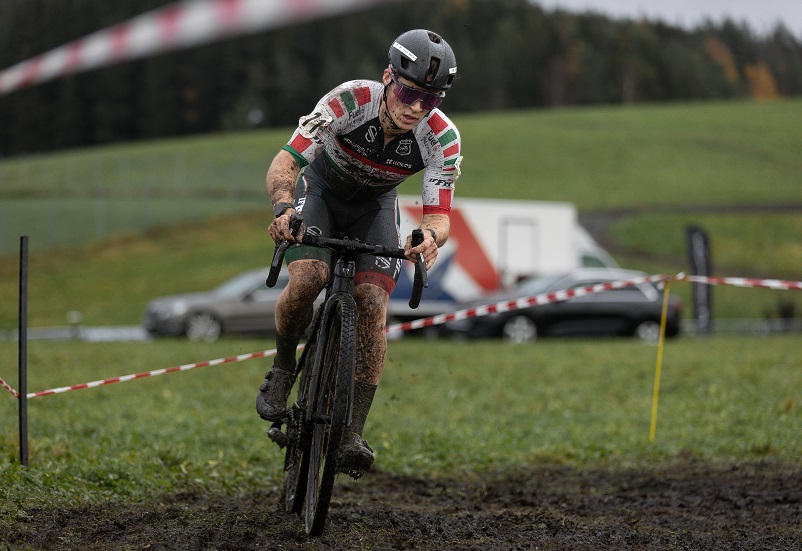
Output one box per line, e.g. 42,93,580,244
267,423,288,448
344,468,365,480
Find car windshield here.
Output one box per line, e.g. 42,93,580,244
516,273,566,295
214,271,267,298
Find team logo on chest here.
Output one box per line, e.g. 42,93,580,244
365,125,379,143
396,139,413,156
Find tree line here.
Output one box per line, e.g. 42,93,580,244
2,0,801,157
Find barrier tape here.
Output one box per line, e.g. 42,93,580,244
0,0,398,95
386,273,669,334
1,376,20,399
674,274,802,291
3,271,801,401
12,349,278,399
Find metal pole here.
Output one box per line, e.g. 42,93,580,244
19,236,29,467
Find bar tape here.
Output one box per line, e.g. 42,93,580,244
0,0,398,95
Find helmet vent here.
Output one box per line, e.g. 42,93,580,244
427,32,441,44
426,58,441,85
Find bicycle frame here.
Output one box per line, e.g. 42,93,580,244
264,213,428,535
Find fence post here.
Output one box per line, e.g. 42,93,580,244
19,236,29,467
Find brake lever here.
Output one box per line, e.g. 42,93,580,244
408,229,428,309
266,213,303,287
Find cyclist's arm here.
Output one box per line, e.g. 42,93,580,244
420,213,449,247
405,213,448,269
267,149,300,206
266,150,301,243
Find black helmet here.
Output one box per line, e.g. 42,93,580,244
388,29,457,91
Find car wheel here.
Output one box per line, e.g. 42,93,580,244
185,312,222,342
634,320,661,342
502,315,537,343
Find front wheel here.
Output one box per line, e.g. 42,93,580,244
304,294,356,536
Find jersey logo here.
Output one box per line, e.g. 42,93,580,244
396,139,413,156
298,110,332,139
365,125,379,143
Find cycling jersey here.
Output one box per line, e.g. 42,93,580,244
282,79,462,215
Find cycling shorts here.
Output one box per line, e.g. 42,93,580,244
285,163,403,294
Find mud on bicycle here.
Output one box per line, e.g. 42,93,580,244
263,213,428,536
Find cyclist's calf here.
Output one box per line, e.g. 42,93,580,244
354,283,390,385
276,259,329,338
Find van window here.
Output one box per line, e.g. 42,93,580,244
581,254,609,268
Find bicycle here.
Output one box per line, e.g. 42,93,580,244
264,213,428,536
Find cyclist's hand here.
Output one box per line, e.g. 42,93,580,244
405,230,438,270
269,211,303,244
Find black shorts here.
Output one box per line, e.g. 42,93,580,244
285,164,403,294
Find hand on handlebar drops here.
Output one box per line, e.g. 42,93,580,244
405,230,438,270
269,212,302,244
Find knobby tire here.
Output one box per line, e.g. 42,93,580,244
282,338,316,515
304,294,356,536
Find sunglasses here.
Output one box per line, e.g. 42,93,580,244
389,70,445,111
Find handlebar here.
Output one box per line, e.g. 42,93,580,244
267,213,428,309
408,229,427,309
265,214,304,288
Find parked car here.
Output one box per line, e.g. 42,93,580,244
143,268,323,342
445,268,681,343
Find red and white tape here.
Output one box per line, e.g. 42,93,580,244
675,274,802,291
1,376,20,399
0,0,397,95
4,272,800,401
19,349,278,399
387,274,669,334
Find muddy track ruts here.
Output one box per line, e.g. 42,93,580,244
5,459,801,550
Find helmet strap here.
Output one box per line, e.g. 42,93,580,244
381,81,403,132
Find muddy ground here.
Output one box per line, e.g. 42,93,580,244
6,459,801,550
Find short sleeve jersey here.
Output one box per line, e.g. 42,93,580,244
282,80,462,215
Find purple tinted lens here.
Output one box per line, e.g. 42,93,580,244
392,76,443,110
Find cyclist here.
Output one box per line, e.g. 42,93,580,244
256,29,461,474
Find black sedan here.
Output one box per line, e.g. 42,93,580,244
445,268,681,343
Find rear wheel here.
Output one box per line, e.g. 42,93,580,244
502,315,537,343
304,295,356,536
284,443,309,515
283,317,321,515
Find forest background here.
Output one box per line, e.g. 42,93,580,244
2,0,801,157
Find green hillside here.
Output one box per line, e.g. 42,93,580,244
1,98,800,327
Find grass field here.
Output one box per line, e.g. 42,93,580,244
0,99,801,545
1,99,801,327
2,335,800,522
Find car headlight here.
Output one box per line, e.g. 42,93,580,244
170,301,188,316
150,301,188,320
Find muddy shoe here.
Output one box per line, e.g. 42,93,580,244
256,366,295,422
336,381,378,477
338,432,374,476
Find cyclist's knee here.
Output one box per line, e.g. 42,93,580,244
286,259,328,300
355,283,389,320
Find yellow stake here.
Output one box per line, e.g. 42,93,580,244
650,278,672,442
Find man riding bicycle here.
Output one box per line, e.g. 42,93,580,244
257,29,461,474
